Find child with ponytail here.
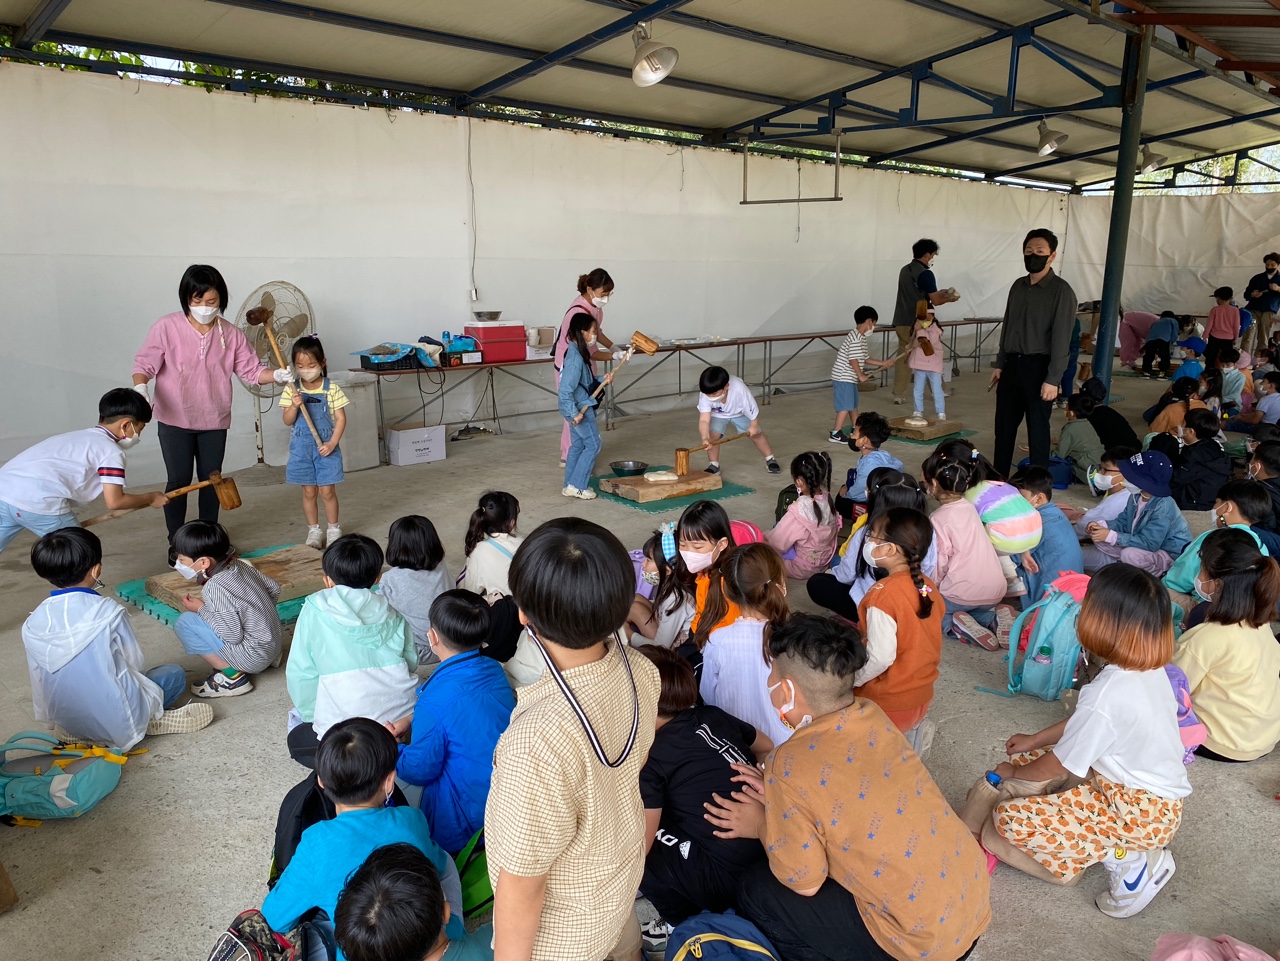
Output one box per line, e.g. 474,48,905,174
663,501,741,658
1173,528,1280,762
700,543,793,746
458,491,522,596
854,507,944,754
766,451,841,578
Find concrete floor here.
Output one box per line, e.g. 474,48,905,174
1,371,1277,961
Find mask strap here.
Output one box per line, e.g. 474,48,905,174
528,627,640,769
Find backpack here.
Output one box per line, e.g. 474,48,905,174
454,828,494,918
0,731,126,823
998,588,1083,702
664,911,781,961
206,909,334,961
774,484,798,523
1164,664,1208,764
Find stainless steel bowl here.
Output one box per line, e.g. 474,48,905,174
610,460,649,477
472,310,503,321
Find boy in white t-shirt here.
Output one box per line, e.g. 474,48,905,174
697,366,780,475
0,389,167,554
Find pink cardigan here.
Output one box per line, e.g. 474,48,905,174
554,296,603,370
765,496,840,579
929,498,1006,606
133,313,268,431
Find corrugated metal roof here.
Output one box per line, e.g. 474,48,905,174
2,0,1278,186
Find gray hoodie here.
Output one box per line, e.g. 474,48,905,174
380,565,450,655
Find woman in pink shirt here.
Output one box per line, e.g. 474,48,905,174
132,265,290,540
1119,310,1159,367
553,268,619,462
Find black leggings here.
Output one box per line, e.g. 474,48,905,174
806,572,860,622
1194,744,1267,763
157,422,228,539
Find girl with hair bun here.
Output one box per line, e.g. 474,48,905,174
765,451,840,578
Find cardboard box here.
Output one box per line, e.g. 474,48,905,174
387,424,447,466
443,350,483,367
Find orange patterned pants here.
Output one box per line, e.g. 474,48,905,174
992,754,1183,882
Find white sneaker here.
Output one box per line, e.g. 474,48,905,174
563,485,581,497
893,397,906,405
573,486,598,500
994,604,1018,650
326,525,342,547
952,612,1000,651
904,411,929,427
559,459,567,467
1006,576,1028,598
147,701,214,735
1097,848,1176,918
305,526,323,549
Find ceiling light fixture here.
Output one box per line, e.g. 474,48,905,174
632,22,678,87
1138,144,1168,174
1035,119,1068,156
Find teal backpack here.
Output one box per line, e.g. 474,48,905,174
985,589,1083,702
0,731,126,824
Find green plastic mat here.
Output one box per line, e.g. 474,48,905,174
589,466,756,514
887,428,976,447
114,544,309,627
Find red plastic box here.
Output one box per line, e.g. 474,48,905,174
465,322,527,364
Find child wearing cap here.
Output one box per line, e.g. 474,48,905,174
1172,337,1206,385
1084,451,1192,577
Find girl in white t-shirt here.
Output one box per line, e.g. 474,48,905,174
458,491,522,596
699,543,793,747
985,563,1191,919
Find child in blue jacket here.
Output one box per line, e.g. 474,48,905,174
838,412,902,517
558,312,611,499
1085,451,1192,577
397,590,515,854
1011,467,1084,606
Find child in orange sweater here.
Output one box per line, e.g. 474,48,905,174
854,506,944,756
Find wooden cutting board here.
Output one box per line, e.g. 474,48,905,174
888,416,964,441
598,471,723,503
145,545,326,611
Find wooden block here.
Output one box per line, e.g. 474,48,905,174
888,417,964,441
597,471,724,503
0,861,17,914
145,546,326,611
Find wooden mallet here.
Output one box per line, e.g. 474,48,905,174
675,432,752,476
574,331,660,418
81,471,242,527
245,306,324,447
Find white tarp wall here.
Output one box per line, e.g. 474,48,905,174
4,60,1273,484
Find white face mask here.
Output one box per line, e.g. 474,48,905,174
1249,463,1261,480
680,548,716,574
641,569,661,587
116,433,141,451
862,537,884,569
296,367,323,382
768,679,812,732
591,296,609,308
173,560,200,581
190,304,220,325
1193,575,1213,603
1094,472,1120,491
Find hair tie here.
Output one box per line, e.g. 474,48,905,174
918,583,933,597
970,449,979,460
659,522,677,562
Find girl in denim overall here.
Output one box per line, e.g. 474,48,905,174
283,336,348,549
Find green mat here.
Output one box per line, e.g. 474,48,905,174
589,466,756,514
115,544,309,627
888,428,976,447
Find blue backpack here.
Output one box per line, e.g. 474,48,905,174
664,911,780,961
994,589,1083,702
0,731,126,824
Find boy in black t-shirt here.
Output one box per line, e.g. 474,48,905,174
634,645,771,933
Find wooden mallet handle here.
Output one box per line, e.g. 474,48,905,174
261,324,324,447
79,478,219,528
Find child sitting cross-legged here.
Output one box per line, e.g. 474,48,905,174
396,590,515,855
1084,451,1192,577
335,843,492,961
705,614,991,961
982,564,1191,918
263,719,464,957
380,514,450,662
171,519,283,699
765,451,840,579
286,534,418,768
1169,408,1231,513
486,517,661,961
1055,394,1105,485
854,507,944,756
836,411,901,517
22,528,211,749
1010,467,1084,607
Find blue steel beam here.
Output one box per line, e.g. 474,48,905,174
15,0,73,46
459,0,695,105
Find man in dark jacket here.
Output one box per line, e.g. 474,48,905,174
1169,409,1231,512
1245,252,1280,350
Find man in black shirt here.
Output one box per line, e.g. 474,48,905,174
891,239,960,403
1245,252,1280,351
990,228,1077,477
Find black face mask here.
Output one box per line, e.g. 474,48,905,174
1024,253,1050,274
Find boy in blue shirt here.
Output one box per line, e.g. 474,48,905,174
837,411,902,518
397,590,515,854
1172,337,1206,385
1141,311,1180,379
263,718,463,958
1010,467,1084,608
336,843,492,961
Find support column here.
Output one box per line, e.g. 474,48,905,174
1093,26,1152,394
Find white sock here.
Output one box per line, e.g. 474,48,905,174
308,525,321,533
709,460,719,467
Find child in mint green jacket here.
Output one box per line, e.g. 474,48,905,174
286,534,419,768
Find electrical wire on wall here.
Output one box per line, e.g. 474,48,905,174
466,114,479,298
796,161,802,242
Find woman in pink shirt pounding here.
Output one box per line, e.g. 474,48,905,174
553,268,622,463
132,265,291,544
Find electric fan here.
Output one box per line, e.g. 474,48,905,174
233,281,315,486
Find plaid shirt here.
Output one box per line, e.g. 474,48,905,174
485,641,659,961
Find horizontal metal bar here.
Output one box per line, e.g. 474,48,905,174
1218,61,1280,72
739,197,843,205
1115,13,1280,27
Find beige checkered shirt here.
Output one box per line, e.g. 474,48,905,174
485,640,660,961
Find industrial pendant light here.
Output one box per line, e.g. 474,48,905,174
1138,144,1168,175
1035,119,1068,156
632,21,678,87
